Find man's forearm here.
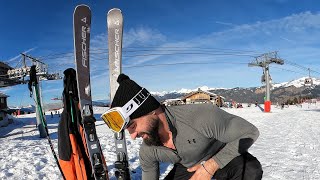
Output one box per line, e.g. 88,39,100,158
212,125,259,168
203,158,219,175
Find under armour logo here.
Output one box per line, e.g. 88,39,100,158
187,139,196,144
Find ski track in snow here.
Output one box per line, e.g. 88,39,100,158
0,104,319,179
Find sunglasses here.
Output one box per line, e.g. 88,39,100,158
101,88,150,133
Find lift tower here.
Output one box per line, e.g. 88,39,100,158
7,53,61,137
248,51,284,112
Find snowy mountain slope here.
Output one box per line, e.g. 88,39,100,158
150,77,320,103
151,77,320,96
150,86,230,97
272,77,320,88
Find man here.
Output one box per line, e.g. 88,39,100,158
105,74,263,180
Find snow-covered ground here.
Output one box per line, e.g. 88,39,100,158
0,103,319,179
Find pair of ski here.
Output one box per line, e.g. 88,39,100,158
73,5,130,180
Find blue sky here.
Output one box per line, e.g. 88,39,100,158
1,0,320,107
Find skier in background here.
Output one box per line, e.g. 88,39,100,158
106,74,263,180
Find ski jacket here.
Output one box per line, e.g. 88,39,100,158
58,68,93,180
58,109,91,180
139,103,259,180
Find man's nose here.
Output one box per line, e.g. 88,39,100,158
129,131,138,140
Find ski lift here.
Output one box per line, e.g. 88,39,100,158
304,68,313,87
304,77,313,86
261,74,265,83
261,74,272,84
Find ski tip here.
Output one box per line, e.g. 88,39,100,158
107,8,122,15
74,4,91,13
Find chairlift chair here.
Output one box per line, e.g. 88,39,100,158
304,77,313,86
261,74,265,84
305,68,313,87
261,74,272,84
269,75,272,83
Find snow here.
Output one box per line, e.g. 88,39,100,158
1,104,320,179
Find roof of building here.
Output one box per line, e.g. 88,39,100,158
0,61,12,69
181,88,217,101
0,92,9,98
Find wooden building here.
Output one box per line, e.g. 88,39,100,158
0,92,8,110
181,88,218,104
0,92,9,127
0,61,21,87
162,88,225,107
0,61,12,87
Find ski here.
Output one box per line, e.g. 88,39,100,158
107,8,131,180
74,4,108,180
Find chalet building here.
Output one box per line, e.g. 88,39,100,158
0,61,11,76
0,92,10,127
0,61,23,88
0,61,12,87
181,88,218,104
163,88,225,107
0,92,8,109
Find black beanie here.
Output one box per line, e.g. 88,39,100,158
111,74,160,119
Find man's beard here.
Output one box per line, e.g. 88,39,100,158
142,117,163,146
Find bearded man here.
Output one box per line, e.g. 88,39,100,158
105,74,263,180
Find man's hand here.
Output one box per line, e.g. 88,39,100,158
187,158,219,180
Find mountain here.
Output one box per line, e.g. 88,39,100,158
39,77,319,108
151,77,320,104
92,100,110,107
272,77,320,88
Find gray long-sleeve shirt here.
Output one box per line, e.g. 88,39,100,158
139,103,259,180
